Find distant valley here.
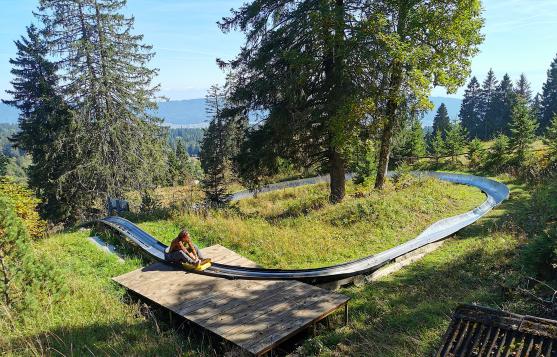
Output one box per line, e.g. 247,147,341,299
0,96,462,127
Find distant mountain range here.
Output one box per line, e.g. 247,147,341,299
0,96,462,128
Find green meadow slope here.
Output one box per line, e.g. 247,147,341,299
139,177,485,269
4,175,552,356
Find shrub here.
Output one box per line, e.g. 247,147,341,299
445,122,467,163
521,228,557,281
519,178,557,279
348,139,377,185
486,134,510,172
0,196,63,313
140,189,162,214
0,178,47,238
545,114,557,164
430,131,446,165
467,138,485,170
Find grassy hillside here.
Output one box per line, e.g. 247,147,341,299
138,176,485,269
1,176,486,356
306,176,555,356
4,174,554,356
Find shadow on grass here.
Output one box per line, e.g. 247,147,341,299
6,318,215,356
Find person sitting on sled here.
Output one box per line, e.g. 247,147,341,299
166,229,210,266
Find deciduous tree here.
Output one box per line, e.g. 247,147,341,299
371,0,483,189
220,0,484,197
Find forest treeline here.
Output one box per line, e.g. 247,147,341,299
2,0,556,224
457,68,556,139
0,123,202,185
423,64,557,169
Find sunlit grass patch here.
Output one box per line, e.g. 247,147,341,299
139,177,485,269
0,230,199,356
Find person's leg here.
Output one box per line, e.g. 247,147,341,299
193,244,205,260
169,250,197,264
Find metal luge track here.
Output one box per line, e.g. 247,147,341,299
99,171,509,284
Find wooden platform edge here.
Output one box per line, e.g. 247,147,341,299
255,300,349,356
112,245,351,356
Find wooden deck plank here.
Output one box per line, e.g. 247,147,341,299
246,298,348,354
192,282,310,329
113,245,349,356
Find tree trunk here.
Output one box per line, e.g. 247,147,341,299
375,120,394,189
329,148,345,203
375,64,403,190
327,0,346,203
375,2,407,190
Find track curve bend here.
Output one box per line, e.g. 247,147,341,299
99,171,509,284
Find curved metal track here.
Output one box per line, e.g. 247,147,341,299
99,171,509,284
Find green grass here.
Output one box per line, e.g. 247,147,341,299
0,230,207,356
4,174,552,357
298,175,553,356
137,177,485,269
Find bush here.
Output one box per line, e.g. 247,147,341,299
486,134,510,172
348,139,377,185
140,189,162,214
519,178,557,280
521,228,557,281
467,138,485,170
0,196,63,314
0,178,47,238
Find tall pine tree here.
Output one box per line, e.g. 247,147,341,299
459,77,482,138
200,85,233,203
479,69,498,139
433,103,451,138
34,0,165,219
3,25,80,221
545,114,557,161
509,97,538,161
541,53,557,132
489,73,514,135
532,93,544,125
515,74,532,102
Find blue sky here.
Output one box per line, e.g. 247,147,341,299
1,0,557,100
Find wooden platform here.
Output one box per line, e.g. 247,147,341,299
113,245,350,356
